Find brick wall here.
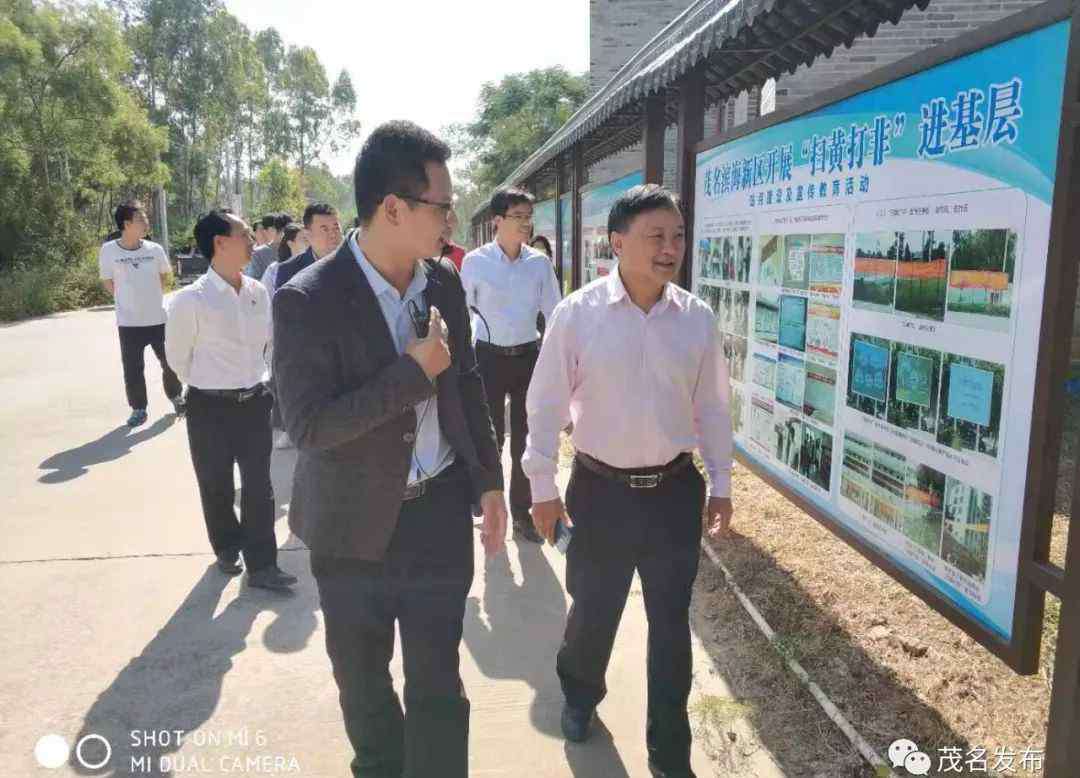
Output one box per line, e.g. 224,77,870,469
773,0,1045,111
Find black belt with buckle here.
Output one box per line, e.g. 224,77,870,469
476,340,539,357
402,460,463,501
575,451,693,489
190,384,268,403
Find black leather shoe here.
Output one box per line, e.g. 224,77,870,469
216,553,242,576
247,566,295,591
560,703,594,743
268,565,298,585
513,521,543,544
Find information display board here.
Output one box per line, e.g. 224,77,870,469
692,15,1071,665
581,170,643,284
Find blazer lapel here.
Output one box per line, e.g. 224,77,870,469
331,237,398,367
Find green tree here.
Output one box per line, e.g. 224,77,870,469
256,157,304,218
450,67,587,194
0,0,167,266
302,165,355,225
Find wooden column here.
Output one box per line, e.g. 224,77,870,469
748,85,763,121
644,94,666,186
554,155,565,287
571,143,584,292
676,64,706,290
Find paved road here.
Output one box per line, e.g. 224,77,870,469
0,306,784,777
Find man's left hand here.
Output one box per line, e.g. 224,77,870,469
479,490,508,558
703,496,734,539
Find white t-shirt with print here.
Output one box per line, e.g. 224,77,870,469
98,239,171,327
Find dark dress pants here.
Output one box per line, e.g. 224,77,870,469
311,461,474,778
476,344,537,525
557,458,706,776
184,388,277,572
118,324,182,410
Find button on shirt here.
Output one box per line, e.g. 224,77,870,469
98,239,171,327
522,267,733,503
350,233,455,485
460,241,561,346
164,268,271,389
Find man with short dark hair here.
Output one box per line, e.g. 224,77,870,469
165,209,297,592
461,187,561,543
273,120,508,778
524,184,734,778
99,200,184,427
244,213,284,280
268,202,342,292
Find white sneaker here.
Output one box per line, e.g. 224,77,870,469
273,430,293,449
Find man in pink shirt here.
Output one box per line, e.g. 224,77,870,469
523,185,733,778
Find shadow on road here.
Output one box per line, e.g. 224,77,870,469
464,542,631,778
70,562,318,776
38,416,177,484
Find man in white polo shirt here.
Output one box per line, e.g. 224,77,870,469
99,200,184,427
461,187,561,542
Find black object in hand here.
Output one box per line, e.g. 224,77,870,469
408,299,431,338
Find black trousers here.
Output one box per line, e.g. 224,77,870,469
311,461,474,778
118,324,182,410
476,343,537,524
184,388,277,573
558,457,706,775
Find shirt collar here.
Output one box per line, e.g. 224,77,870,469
605,264,683,312
492,240,532,264
206,266,245,294
350,232,427,302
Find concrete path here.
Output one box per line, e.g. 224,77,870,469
0,306,785,777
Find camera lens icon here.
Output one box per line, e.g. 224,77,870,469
34,733,112,771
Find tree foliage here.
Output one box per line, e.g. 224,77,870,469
449,67,587,195
0,0,167,267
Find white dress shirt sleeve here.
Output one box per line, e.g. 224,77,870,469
523,302,575,503
539,260,562,334
693,319,734,498
459,254,478,309
165,290,197,386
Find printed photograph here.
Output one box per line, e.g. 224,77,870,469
736,235,753,283
937,353,1005,458
806,301,840,364
840,433,907,530
731,386,746,435
942,478,993,582
887,343,942,437
696,283,722,317
808,233,845,296
721,236,737,281
776,352,806,413
703,238,724,280
752,352,777,392
804,363,837,428
774,415,803,473
847,333,891,420
901,462,947,557
895,229,950,321
853,232,897,312
946,228,1017,332
732,290,750,337
782,234,811,290
759,234,783,287
755,292,780,344
750,396,776,451
779,294,808,352
729,336,748,384
719,287,734,333
799,425,834,492
840,433,876,519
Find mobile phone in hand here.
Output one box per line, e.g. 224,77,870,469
554,519,573,554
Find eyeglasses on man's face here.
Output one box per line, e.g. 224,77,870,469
500,211,533,223
395,193,455,220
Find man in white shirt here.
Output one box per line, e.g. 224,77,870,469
165,209,297,592
461,188,562,542
523,185,734,778
99,200,184,427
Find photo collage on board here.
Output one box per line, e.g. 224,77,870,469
749,232,844,496
695,233,753,437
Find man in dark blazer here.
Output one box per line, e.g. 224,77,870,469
272,201,343,291
272,121,508,778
